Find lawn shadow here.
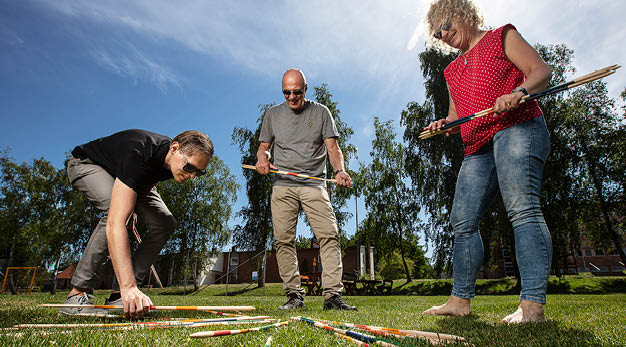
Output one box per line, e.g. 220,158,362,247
475,279,518,295
432,315,604,347
215,283,257,296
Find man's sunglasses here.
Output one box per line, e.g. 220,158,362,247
282,89,304,96
433,21,452,40
180,151,206,176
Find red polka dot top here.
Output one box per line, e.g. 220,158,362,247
444,24,543,156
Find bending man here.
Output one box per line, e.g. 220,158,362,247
64,129,213,319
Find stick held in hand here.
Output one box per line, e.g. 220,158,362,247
419,65,620,140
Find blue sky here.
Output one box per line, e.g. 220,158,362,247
1,1,624,251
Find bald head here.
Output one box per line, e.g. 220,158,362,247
282,68,308,111
282,69,307,86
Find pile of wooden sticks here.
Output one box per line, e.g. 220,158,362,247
418,64,620,140
10,304,469,345
293,316,467,346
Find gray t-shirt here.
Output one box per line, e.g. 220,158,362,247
259,100,339,187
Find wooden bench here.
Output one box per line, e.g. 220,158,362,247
342,273,359,296
376,279,393,295
300,273,322,296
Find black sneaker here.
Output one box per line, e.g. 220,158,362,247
277,294,304,310
323,294,357,311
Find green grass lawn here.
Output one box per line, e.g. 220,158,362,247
1,281,625,346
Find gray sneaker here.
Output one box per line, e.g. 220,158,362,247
277,294,304,310
58,292,110,316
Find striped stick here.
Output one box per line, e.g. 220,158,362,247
206,310,245,317
190,320,289,339
97,320,275,331
294,317,398,347
314,318,465,343
335,332,371,346
38,304,256,312
14,316,271,329
242,164,337,183
419,64,621,140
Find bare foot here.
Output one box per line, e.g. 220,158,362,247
502,301,546,324
422,296,471,317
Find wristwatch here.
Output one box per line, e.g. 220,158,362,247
512,86,529,96
334,169,344,175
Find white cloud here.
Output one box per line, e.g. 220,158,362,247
41,0,625,101
91,44,181,93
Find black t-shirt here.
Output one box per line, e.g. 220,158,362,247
72,129,173,191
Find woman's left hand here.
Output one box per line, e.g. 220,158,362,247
493,92,524,115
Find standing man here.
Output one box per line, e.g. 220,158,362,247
63,129,213,319
256,69,356,311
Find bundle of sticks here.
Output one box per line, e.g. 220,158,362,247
419,64,620,140
38,304,256,312
241,164,337,183
293,316,467,346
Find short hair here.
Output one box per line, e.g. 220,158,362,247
426,0,483,47
173,130,214,158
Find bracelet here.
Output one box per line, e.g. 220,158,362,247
334,169,344,175
512,86,529,95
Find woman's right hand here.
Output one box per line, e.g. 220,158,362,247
423,119,459,136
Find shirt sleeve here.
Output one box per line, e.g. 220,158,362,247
116,149,149,191
321,105,339,140
258,109,274,143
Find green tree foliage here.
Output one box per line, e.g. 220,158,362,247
295,235,311,250
231,104,275,254
560,82,626,265
400,47,462,274
357,118,426,282
157,156,237,291
312,84,357,237
231,104,276,288
0,152,98,293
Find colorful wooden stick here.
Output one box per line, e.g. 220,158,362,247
419,64,620,140
313,318,465,343
190,320,289,338
38,304,256,312
294,317,398,347
206,310,245,317
14,316,271,329
242,164,337,183
335,332,371,346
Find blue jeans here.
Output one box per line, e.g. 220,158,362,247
450,116,552,304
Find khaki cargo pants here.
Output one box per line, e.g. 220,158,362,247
272,185,343,299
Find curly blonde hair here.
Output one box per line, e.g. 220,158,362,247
425,0,483,48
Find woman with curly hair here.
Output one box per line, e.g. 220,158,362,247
421,0,553,323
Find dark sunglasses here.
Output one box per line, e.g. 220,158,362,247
282,89,304,96
180,151,206,176
433,21,452,40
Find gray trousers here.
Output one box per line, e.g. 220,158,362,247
67,157,176,291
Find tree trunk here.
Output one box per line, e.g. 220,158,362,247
192,255,198,292
7,234,17,295
168,256,175,287
50,251,62,295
